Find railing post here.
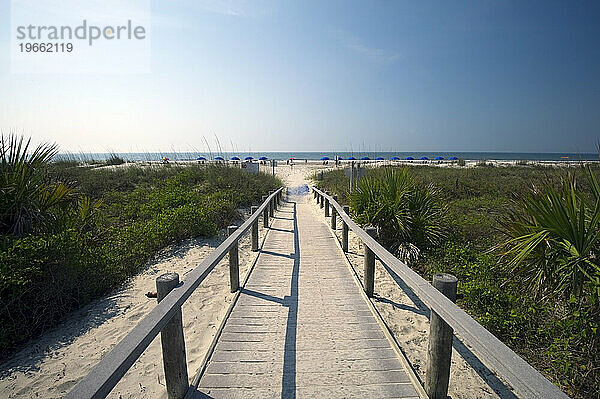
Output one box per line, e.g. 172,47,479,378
156,273,188,399
251,206,259,251
425,273,458,399
269,191,274,217
273,191,278,210
331,194,338,229
363,227,376,297
320,193,324,208
342,205,349,252
324,192,330,217
262,196,269,228
228,226,240,292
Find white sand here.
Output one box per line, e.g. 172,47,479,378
0,161,533,398
0,209,264,399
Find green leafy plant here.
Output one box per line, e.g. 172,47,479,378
498,167,600,302
0,134,71,235
351,168,446,262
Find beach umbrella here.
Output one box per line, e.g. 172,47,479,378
361,156,370,160
259,156,268,160
375,157,384,160
449,156,458,160
390,156,400,160
215,156,224,161
245,156,254,160
231,156,240,160
196,156,206,161
405,156,414,160
420,156,429,160
348,156,356,160
320,156,330,161
434,156,444,160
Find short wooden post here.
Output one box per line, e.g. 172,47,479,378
324,192,330,217
269,191,274,217
262,196,269,228
251,206,259,251
363,227,376,297
425,273,458,399
228,226,240,292
320,194,324,208
331,195,338,229
342,205,349,252
156,273,188,399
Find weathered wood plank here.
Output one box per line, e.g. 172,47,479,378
192,197,420,398
313,187,569,399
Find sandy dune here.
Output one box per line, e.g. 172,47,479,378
1,162,510,398
0,209,265,399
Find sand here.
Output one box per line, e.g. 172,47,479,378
1,161,522,398
0,209,265,399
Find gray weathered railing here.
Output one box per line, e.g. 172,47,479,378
66,188,284,399
312,187,568,399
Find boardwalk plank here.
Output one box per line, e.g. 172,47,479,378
192,197,420,398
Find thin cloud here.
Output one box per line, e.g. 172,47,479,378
190,0,276,17
332,29,401,65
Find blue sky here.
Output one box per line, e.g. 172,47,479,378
0,0,599,153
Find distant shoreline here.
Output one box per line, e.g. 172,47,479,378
55,151,598,163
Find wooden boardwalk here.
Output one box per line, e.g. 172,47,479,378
189,196,421,398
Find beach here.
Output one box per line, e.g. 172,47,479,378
0,209,266,399
0,160,578,398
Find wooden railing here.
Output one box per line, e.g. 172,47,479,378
66,188,284,399
312,187,569,399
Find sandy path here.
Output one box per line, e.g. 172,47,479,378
0,209,265,399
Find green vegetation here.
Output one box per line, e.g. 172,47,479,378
351,168,446,262
316,165,599,398
0,135,281,357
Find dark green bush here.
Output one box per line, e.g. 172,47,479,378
316,164,599,398
1,162,281,356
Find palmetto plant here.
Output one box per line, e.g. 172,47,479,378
0,134,71,235
351,168,446,262
498,167,600,302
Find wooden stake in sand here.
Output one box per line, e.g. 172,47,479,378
156,273,188,399
425,273,458,399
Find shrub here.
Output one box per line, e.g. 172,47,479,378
351,168,446,262
1,143,282,356
498,167,600,302
0,134,72,235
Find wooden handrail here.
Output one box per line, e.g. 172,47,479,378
66,187,284,399
312,187,569,399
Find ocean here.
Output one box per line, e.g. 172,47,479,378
55,151,598,162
